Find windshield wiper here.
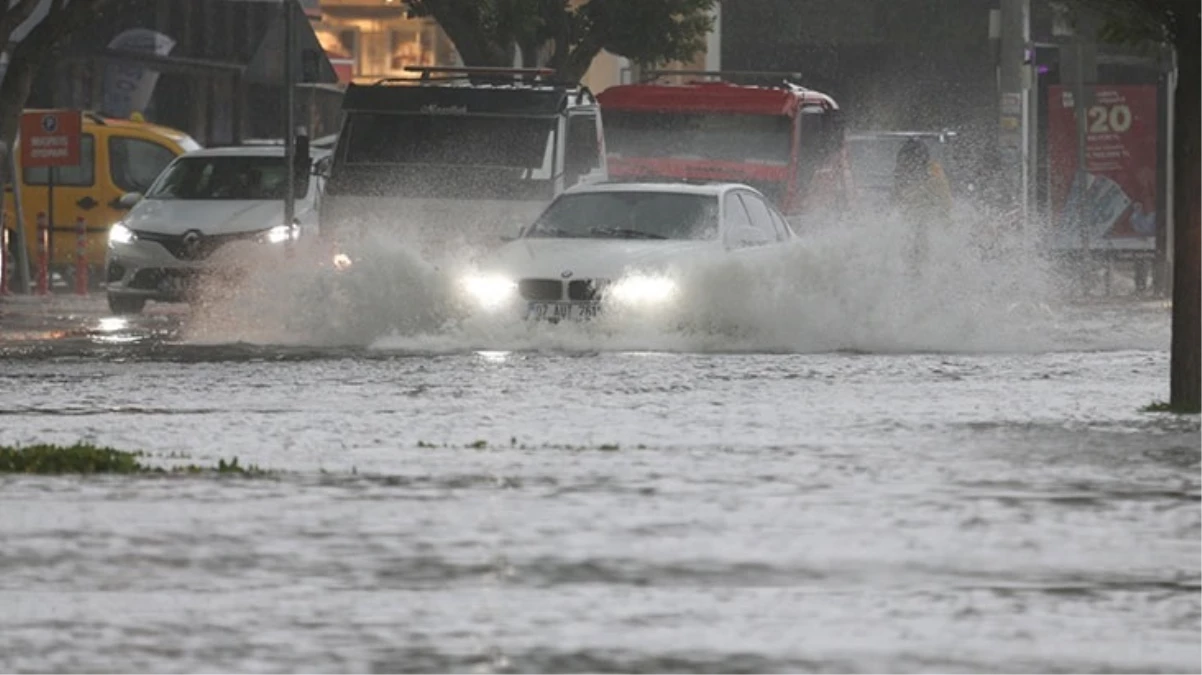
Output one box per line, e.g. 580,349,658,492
527,226,584,238
589,227,667,240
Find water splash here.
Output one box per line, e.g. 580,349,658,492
178,208,1161,354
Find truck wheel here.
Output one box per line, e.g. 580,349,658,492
107,294,146,315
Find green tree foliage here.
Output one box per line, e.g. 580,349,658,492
406,0,716,82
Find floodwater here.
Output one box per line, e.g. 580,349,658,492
0,218,1198,673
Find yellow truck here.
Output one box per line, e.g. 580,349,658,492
3,110,200,286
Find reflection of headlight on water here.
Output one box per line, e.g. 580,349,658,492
262,224,300,244
462,274,517,310
608,275,677,305
109,223,136,245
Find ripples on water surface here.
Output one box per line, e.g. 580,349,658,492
0,219,1198,673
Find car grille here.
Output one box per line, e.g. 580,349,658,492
133,229,262,261
518,278,611,302
567,279,609,301
518,279,563,301
129,268,202,291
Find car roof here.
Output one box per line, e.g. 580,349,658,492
561,181,757,198
180,145,333,159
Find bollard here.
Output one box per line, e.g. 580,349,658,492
0,214,9,296
35,212,48,296
74,216,88,295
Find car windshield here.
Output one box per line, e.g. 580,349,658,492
526,191,719,240
146,156,308,200
603,111,793,164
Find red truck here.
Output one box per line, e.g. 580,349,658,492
596,70,853,227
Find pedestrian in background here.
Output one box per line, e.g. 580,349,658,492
890,137,953,270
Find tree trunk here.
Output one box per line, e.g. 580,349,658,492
1170,21,1201,413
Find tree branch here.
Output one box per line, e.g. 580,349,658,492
0,0,45,47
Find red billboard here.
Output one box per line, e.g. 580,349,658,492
19,110,82,168
1046,85,1159,252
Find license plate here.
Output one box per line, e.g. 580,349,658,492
525,302,600,321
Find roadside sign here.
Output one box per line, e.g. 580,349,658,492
19,110,82,167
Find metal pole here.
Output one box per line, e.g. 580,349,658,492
47,165,55,286
283,0,296,228
997,0,1030,224
8,147,31,293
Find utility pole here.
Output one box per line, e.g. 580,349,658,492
283,0,297,229
1060,14,1098,295
996,0,1030,228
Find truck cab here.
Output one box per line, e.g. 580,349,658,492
320,67,606,259
596,71,851,231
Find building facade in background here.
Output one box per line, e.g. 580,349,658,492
308,0,458,84
303,0,720,91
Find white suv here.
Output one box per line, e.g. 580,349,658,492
104,145,329,314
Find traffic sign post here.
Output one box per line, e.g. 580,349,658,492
20,110,83,280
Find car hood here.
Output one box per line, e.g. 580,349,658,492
123,198,315,236
481,237,718,280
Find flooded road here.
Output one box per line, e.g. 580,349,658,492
1,291,1198,673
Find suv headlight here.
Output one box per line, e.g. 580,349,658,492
608,275,677,305
461,274,517,310
109,222,136,245
261,223,300,244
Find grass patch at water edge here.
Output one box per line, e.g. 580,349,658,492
0,443,268,476
1143,400,1202,414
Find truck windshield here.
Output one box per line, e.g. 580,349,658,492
344,113,555,174
328,112,559,200
146,156,308,200
603,111,793,164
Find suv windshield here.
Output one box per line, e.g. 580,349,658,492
527,191,718,240
604,111,792,164
147,156,308,200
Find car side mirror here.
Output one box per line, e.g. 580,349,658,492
116,192,143,210
499,220,526,243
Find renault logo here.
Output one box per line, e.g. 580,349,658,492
181,230,203,258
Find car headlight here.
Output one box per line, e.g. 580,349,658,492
109,222,136,245
461,274,517,310
261,223,300,244
608,275,677,305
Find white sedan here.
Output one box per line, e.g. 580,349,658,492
459,182,796,322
